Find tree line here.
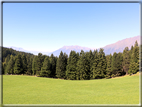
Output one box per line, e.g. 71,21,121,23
2,41,140,80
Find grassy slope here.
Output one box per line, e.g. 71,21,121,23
3,73,140,104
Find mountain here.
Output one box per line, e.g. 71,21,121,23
49,35,140,56
48,45,93,56
102,35,140,55
8,46,50,55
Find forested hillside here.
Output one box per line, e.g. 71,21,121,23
2,41,141,80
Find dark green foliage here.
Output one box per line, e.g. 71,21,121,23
56,51,68,78
6,55,15,74
92,49,107,79
36,53,44,75
92,50,99,79
128,62,138,75
128,41,139,75
122,47,130,75
106,54,112,78
21,54,27,74
32,56,37,75
40,56,51,77
77,52,90,80
14,54,23,74
26,57,33,75
66,51,79,80
50,54,57,77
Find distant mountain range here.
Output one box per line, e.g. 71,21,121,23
7,46,50,55
6,35,140,56
49,35,140,56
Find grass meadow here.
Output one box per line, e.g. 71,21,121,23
3,73,140,104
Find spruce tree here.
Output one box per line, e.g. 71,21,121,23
106,54,112,78
6,55,15,74
21,54,27,74
92,49,107,79
40,56,51,77
92,49,99,79
77,52,89,80
26,57,33,75
50,54,57,77
128,41,139,75
122,47,130,75
14,54,23,74
56,51,68,78
32,56,38,75
36,53,43,75
66,51,79,80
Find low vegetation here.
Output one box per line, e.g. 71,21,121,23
3,73,139,104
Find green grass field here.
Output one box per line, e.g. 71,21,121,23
3,73,140,104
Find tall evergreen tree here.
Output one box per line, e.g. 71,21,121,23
6,55,15,74
26,57,33,75
50,54,57,77
36,53,43,75
56,51,68,78
77,52,89,80
122,47,130,75
32,56,37,75
40,56,51,77
21,54,27,74
92,49,99,79
66,51,79,80
128,41,139,75
92,48,107,79
14,54,23,74
106,54,112,78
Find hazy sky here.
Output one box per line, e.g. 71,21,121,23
3,3,140,52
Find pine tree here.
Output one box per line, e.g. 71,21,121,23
56,51,68,78
14,54,23,74
66,51,79,80
21,54,27,74
86,50,94,79
26,57,33,75
6,55,15,74
92,49,107,79
106,54,112,78
40,56,51,77
128,41,139,75
77,52,89,80
122,47,130,75
36,53,43,76
32,56,37,75
50,54,57,77
92,49,99,79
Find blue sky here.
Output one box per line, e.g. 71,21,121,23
3,3,140,52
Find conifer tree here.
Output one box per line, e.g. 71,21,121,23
26,57,33,75
50,54,57,77
92,49,99,79
36,53,43,75
106,54,112,78
32,56,37,75
56,51,68,78
14,54,23,74
40,56,51,77
122,47,130,75
66,51,79,80
128,41,139,75
92,49,107,79
77,52,89,80
21,54,27,74
6,55,15,74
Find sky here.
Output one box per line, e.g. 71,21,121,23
3,3,140,52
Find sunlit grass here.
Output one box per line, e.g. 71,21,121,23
3,73,140,104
